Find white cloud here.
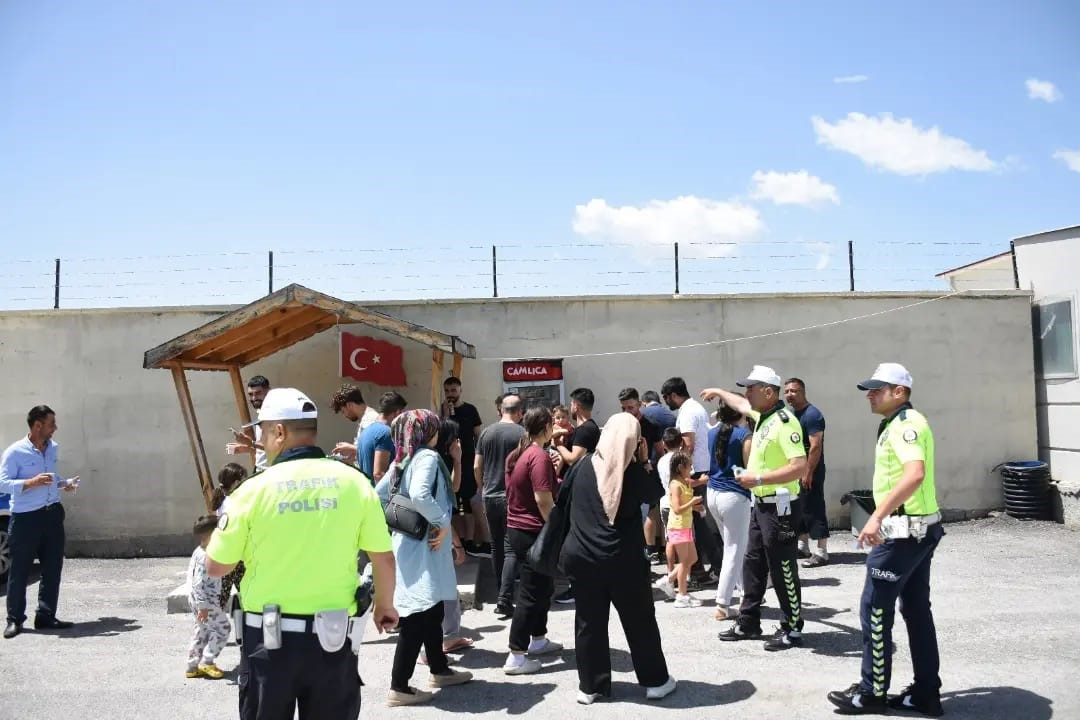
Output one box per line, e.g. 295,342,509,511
1026,78,1062,103
1054,149,1080,173
811,112,996,175
833,74,869,84
750,170,839,207
572,196,762,256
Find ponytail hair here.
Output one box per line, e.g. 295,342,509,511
507,406,553,475
713,403,745,467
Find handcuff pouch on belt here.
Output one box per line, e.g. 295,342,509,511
314,609,350,653
230,594,244,646
881,515,935,540
775,487,792,517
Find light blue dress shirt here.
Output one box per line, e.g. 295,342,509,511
375,448,456,618
0,437,70,513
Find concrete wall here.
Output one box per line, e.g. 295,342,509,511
0,291,1037,555
1016,227,1080,483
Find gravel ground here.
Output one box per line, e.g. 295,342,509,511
0,515,1074,719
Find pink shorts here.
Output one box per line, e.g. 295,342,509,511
667,527,694,545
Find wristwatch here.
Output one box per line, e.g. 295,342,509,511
755,474,763,487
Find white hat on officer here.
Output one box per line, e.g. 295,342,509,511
243,388,318,427
857,363,913,391
736,365,782,388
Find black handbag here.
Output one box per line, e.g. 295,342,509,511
526,468,575,577
383,458,438,541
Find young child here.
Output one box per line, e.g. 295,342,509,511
186,515,231,679
551,405,572,448
656,428,684,579
653,451,702,608
212,463,248,610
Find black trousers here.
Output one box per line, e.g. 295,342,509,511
506,528,553,652
691,482,722,572
566,554,669,695
483,496,520,607
6,504,66,625
238,623,361,720
799,471,830,540
738,499,804,633
391,602,448,691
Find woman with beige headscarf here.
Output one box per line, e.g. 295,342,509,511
560,413,676,705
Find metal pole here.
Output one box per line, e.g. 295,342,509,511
268,250,274,294
1010,240,1019,289
674,242,680,295
492,245,498,298
54,258,60,309
848,240,855,292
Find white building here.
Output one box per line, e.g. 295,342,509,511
1013,224,1080,483
936,250,1015,291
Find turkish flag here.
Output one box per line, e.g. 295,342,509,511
340,333,408,386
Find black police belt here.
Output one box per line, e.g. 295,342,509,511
242,609,365,655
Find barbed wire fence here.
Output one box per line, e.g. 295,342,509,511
0,240,1013,311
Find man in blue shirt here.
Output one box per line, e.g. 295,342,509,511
641,390,676,460
784,379,830,567
1,405,80,638
358,392,407,484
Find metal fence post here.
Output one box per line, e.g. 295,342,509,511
54,258,60,309
492,245,498,298
848,241,855,292
1010,240,1019,289
674,242,680,295
268,250,274,294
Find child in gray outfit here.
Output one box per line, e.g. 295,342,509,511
186,515,230,679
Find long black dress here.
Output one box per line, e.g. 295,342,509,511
560,457,668,696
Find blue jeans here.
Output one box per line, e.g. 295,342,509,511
859,523,945,696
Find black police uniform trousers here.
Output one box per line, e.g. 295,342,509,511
737,498,804,633
859,522,944,697
238,621,361,720
6,503,66,625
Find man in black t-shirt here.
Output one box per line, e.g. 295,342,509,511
552,387,600,604
442,376,490,558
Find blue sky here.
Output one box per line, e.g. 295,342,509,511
1,1,1077,308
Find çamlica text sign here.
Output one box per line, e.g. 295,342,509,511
502,359,563,382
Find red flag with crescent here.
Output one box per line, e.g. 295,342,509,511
340,333,407,386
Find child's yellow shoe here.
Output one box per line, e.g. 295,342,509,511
184,667,202,679
197,664,225,679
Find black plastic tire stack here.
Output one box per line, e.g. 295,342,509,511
1000,461,1051,520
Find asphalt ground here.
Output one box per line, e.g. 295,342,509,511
0,515,1074,719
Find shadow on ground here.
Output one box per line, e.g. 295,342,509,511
608,678,756,708
942,686,1053,719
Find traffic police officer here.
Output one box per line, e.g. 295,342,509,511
828,363,944,716
206,388,398,720
702,365,808,651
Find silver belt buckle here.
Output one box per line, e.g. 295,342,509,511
314,608,350,653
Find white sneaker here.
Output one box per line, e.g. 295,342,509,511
577,691,603,705
653,576,676,600
645,675,677,700
503,655,542,675
673,594,701,608
527,638,563,656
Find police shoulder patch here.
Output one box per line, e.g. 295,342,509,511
790,432,801,444
902,429,918,443
217,513,229,531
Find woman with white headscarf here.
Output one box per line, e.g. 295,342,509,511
560,413,676,704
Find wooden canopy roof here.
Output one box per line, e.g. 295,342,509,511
143,283,475,371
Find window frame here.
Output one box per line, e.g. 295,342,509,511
1034,294,1079,380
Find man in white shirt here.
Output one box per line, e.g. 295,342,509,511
661,377,720,581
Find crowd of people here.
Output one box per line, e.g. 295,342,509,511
1,362,944,719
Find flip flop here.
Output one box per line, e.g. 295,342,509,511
443,637,474,653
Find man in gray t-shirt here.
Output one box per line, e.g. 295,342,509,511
474,395,525,614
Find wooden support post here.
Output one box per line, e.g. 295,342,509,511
229,365,256,470
431,349,445,410
172,365,215,512
452,352,463,381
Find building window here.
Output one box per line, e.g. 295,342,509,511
1034,297,1077,379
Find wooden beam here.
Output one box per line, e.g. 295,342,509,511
216,306,330,363
452,352,463,380
171,366,215,512
191,306,297,360
431,349,445,410
163,359,238,371
229,365,257,471
230,318,339,367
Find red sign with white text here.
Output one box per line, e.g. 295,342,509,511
341,333,407,386
502,360,563,382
